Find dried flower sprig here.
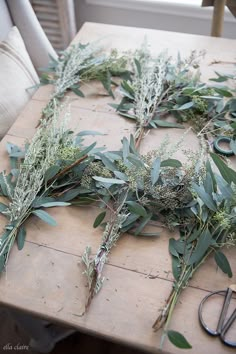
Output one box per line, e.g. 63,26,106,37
111,44,206,146
40,42,130,121
112,43,236,152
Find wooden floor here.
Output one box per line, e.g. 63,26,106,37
0,308,148,354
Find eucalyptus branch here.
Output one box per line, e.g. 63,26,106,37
151,154,236,348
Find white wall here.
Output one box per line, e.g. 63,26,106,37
75,0,236,39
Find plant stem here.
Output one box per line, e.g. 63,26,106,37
152,247,214,347
48,154,88,183
84,190,129,308
0,211,31,271
135,126,145,149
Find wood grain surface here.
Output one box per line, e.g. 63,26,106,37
0,22,236,354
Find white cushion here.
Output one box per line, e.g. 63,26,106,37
0,26,39,139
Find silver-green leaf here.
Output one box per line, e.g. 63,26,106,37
151,158,161,186
93,176,126,185
32,210,57,226
17,226,26,251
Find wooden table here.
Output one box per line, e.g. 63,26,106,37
0,22,236,354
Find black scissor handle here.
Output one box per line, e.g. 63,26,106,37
199,288,236,347
198,290,225,336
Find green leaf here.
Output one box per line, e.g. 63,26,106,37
134,58,142,77
93,176,126,185
172,256,181,281
129,134,137,154
32,210,57,226
93,211,106,228
120,81,134,99
215,175,233,199
71,87,85,97
187,228,201,244
149,121,157,128
115,102,134,112
214,87,233,97
192,183,216,211
119,112,136,120
17,226,26,250
126,201,147,217
32,197,55,208
161,159,182,168
214,251,232,278
206,160,216,190
114,171,128,181
215,99,225,114
6,142,24,158
229,98,236,112
77,142,96,157
176,101,194,110
210,72,228,83
101,71,114,98
210,77,228,83
77,130,104,136
59,189,81,202
0,173,8,197
151,158,161,186
45,165,60,183
38,202,71,208
136,232,160,237
167,330,192,349
204,172,213,195
153,120,184,129
127,154,145,168
121,214,140,230
134,214,152,235
171,239,186,255
0,202,8,213
99,154,117,171
210,153,236,184
188,229,212,265
169,238,179,257
122,137,130,160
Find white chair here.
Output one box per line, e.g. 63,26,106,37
0,0,57,74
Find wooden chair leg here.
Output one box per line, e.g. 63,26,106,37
211,0,227,37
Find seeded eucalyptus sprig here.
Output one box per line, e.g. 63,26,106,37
152,153,236,348
81,135,208,307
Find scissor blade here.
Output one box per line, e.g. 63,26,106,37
221,308,236,348
217,287,232,333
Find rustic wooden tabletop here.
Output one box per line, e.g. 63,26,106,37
0,22,235,354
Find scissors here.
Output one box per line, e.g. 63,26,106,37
198,285,236,347
213,136,235,156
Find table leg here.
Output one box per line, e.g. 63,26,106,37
211,0,227,37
